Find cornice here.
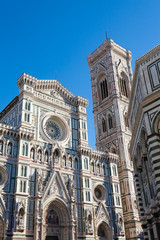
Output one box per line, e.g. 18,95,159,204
87,39,131,66
17,73,88,108
128,44,160,116
77,144,119,163
0,96,19,120
0,123,34,140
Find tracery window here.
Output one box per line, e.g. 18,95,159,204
102,118,106,132
124,115,129,128
100,78,108,100
120,77,128,98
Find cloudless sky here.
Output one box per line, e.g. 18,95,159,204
0,0,160,149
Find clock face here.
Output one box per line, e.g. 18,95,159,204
44,121,61,140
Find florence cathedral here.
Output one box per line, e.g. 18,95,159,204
0,38,160,240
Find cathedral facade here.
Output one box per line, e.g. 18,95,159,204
0,72,125,240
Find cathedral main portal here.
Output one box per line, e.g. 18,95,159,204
42,199,70,240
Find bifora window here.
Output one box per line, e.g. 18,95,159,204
120,76,128,98
100,78,108,100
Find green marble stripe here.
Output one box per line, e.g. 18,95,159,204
152,159,160,165
149,145,160,152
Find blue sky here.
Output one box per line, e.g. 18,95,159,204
0,0,159,149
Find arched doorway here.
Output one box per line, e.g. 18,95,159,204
0,217,4,240
97,222,111,240
43,199,70,240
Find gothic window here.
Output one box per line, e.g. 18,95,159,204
84,158,89,170
22,143,28,156
100,78,108,100
20,180,26,192
120,77,128,98
112,165,117,176
21,166,27,177
124,115,129,128
85,178,90,188
24,113,30,122
102,118,106,132
116,196,120,205
85,191,90,201
108,114,113,129
75,158,78,169
25,101,31,111
114,184,119,193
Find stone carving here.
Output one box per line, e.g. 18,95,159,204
37,170,45,194
16,201,25,232
8,142,12,156
87,211,93,234
66,176,75,200
118,213,124,234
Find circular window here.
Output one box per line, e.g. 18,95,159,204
0,165,9,188
41,113,70,144
94,185,106,202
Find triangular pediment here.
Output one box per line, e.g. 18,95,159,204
42,170,70,203
96,203,110,225
34,79,77,105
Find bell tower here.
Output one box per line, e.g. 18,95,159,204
87,39,142,239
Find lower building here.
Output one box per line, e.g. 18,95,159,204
128,44,160,240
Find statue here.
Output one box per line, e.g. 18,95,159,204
8,143,12,155
37,170,44,193
87,211,93,234
17,208,25,231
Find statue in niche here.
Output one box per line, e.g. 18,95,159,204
118,213,124,234
30,148,35,160
17,208,25,231
37,170,44,193
87,211,93,234
0,141,3,154
8,142,12,155
53,149,59,164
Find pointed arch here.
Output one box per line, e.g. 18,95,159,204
102,118,106,132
